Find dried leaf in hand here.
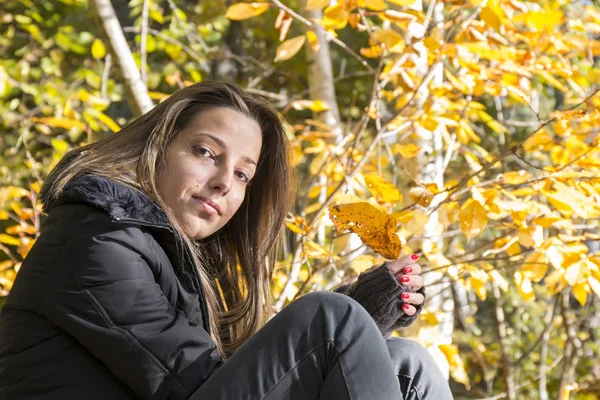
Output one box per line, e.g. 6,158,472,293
328,202,401,259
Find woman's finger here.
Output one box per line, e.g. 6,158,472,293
401,303,416,316
389,253,420,275
399,274,424,291
398,262,421,276
400,292,425,306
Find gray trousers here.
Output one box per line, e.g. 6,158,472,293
191,291,453,399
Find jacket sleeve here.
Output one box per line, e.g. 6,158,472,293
41,217,223,399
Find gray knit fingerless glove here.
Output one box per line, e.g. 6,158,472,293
333,262,426,338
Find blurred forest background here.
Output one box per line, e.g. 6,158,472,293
1,0,600,398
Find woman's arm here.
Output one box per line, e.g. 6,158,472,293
332,261,426,337
41,217,222,400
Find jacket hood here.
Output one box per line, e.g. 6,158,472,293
41,173,171,229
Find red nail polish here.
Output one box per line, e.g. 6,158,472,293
403,304,410,310
404,267,413,274
402,293,410,299
401,276,410,283
411,254,420,261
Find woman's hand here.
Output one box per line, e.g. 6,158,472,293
391,254,424,316
365,254,424,316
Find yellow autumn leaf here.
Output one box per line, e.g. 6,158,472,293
409,186,434,207
514,271,535,301
535,70,568,93
498,170,530,184
31,117,85,131
513,10,563,31
91,38,106,59
572,282,587,306
564,261,582,286
532,215,561,228
329,202,402,259
439,344,470,390
371,29,404,52
393,209,414,224
470,271,488,301
306,31,320,52
480,6,502,31
589,275,600,297
543,182,591,219
395,143,421,158
459,198,487,239
285,221,304,235
225,3,270,20
522,128,554,151
323,3,349,31
0,234,19,246
274,35,306,62
421,310,440,326
522,251,548,282
518,226,543,248
97,112,120,133
303,240,330,259
305,0,330,11
456,119,480,145
363,173,402,203
360,45,383,58
290,99,329,112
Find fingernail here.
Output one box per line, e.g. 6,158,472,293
404,267,413,274
411,254,420,261
401,276,410,283
402,293,410,299
403,304,410,310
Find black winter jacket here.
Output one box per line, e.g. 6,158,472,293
0,175,223,399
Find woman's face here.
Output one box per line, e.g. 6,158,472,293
157,107,262,240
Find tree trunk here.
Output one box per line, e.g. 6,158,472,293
89,0,153,116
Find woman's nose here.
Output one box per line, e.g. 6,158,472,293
209,166,233,194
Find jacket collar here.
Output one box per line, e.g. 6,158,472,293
48,174,173,231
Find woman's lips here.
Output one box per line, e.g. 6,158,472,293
192,196,221,216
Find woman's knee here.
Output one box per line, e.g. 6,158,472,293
386,338,453,398
290,291,375,326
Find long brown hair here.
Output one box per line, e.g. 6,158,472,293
40,81,293,358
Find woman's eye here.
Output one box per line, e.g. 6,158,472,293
193,146,213,158
236,171,250,183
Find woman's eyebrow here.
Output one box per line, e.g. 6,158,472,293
193,132,257,166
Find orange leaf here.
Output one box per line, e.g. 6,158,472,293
274,35,306,62
329,202,402,259
225,3,270,20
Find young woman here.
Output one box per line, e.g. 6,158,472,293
0,81,453,399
